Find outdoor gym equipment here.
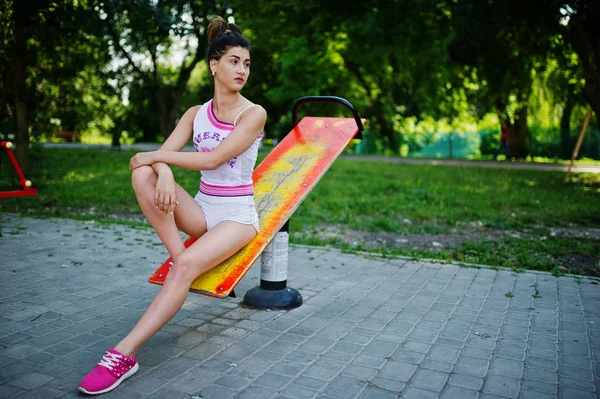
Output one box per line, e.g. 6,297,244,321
0,141,38,198
148,96,365,309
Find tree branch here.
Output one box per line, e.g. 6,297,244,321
346,61,373,106
105,18,151,85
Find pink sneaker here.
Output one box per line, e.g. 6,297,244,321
78,349,139,395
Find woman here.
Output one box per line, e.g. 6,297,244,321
78,16,266,395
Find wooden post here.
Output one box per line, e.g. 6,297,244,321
564,108,593,183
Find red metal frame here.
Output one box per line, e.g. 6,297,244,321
0,141,38,198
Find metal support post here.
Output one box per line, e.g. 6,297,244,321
243,221,303,309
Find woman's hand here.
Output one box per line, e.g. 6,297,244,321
129,152,155,171
155,171,178,215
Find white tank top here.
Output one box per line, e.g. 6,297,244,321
192,99,262,197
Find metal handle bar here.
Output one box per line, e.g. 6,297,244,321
292,96,365,137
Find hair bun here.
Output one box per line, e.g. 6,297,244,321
207,16,242,43
206,16,250,61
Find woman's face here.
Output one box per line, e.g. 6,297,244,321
211,46,251,91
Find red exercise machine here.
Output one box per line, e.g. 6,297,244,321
0,141,37,198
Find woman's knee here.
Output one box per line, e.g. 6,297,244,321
167,255,203,284
131,166,156,191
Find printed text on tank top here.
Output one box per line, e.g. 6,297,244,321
192,100,263,197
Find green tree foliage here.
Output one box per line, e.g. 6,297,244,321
530,42,586,159
446,1,559,158
232,0,456,152
556,0,600,131
1,0,112,172
230,1,347,139
30,11,115,138
97,0,228,141
447,0,599,159
2,0,598,162
0,1,13,136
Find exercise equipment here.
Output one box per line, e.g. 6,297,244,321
149,96,365,301
0,141,37,198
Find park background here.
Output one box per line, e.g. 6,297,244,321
1,0,599,276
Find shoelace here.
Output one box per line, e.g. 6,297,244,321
98,351,122,371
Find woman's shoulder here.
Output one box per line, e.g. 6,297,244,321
184,104,204,114
242,98,266,115
241,103,266,120
177,105,204,126
238,95,262,110
233,102,266,128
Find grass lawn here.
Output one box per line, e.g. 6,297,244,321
2,147,599,275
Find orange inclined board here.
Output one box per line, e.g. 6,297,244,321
148,116,363,298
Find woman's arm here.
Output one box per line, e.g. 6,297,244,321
157,106,199,152
130,106,267,171
150,106,200,175
137,106,199,214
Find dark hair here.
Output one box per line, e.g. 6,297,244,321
207,16,250,61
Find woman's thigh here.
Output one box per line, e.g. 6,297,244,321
171,220,257,281
173,185,207,238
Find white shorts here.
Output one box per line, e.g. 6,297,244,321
194,191,260,232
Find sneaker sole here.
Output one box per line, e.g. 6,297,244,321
78,362,139,395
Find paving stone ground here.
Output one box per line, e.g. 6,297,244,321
1,214,599,399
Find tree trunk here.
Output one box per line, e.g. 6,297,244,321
141,126,155,143
156,89,170,139
345,61,401,153
161,42,206,140
373,97,399,154
560,90,575,159
111,131,121,149
509,106,529,159
111,113,123,149
166,90,182,139
583,87,600,135
12,2,29,174
158,87,185,141
155,75,194,141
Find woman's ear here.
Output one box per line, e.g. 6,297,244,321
210,59,218,75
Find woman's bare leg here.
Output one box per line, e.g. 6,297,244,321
131,166,207,257
114,221,257,357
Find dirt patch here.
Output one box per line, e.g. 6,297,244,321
298,223,600,250
297,224,527,251
557,254,600,277
293,223,600,276
549,227,600,239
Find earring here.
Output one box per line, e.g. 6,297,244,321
212,70,216,76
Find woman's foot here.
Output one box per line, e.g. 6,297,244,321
78,349,138,395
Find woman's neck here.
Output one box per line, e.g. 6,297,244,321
212,88,242,113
